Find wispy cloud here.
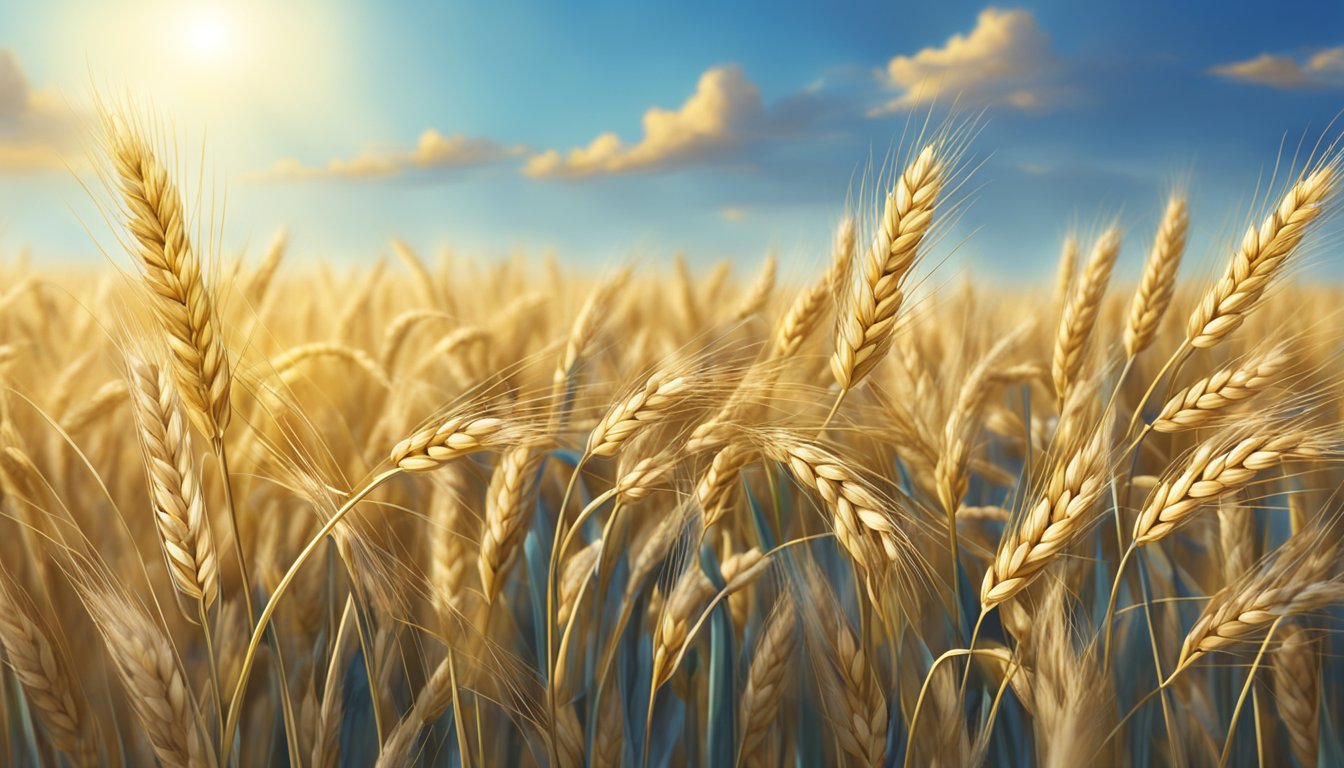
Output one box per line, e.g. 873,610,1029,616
524,65,762,178
0,49,81,173
719,206,747,221
1210,47,1344,89
249,129,526,181
871,7,1061,115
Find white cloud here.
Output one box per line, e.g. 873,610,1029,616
719,207,747,221
250,129,525,181
0,49,81,173
1210,47,1344,89
524,65,762,178
0,50,29,120
872,7,1058,114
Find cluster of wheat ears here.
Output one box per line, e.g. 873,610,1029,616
0,107,1340,768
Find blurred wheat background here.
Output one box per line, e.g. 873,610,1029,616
0,97,1340,768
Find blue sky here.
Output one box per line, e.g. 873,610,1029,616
1,1,1342,279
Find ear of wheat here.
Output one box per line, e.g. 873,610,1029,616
79,582,214,768
1186,165,1336,349
1124,194,1189,357
982,425,1110,607
127,355,219,609
831,144,945,392
105,113,232,441
1273,623,1321,768
586,369,691,457
0,573,97,767
1150,344,1289,432
1134,430,1315,546
1051,226,1121,403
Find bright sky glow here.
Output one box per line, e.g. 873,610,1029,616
0,1,1341,280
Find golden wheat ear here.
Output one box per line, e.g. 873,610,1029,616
102,110,233,442
831,143,946,392
1186,162,1337,350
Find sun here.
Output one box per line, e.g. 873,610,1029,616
182,6,236,61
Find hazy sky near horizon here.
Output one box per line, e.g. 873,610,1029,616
1,1,1343,279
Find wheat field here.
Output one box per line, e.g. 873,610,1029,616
0,109,1341,767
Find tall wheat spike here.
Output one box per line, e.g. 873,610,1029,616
831,144,944,391
104,113,232,440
